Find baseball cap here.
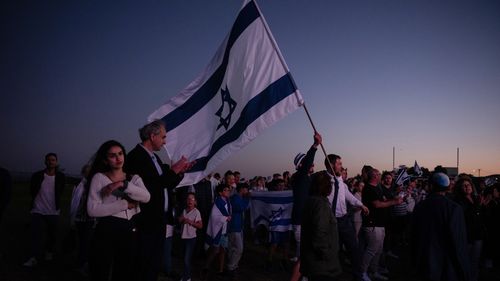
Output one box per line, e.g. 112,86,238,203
294,153,306,170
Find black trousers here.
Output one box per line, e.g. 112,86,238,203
89,216,137,281
137,228,165,281
337,215,362,280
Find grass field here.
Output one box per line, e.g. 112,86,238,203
0,181,294,281
1,180,499,281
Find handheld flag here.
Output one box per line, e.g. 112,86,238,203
414,160,423,176
250,191,293,232
149,0,303,186
395,167,411,186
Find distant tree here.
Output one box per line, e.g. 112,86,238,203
421,167,430,177
408,167,415,175
434,165,447,174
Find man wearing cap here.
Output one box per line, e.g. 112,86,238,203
289,132,321,281
411,172,472,281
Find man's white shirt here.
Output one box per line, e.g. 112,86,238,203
326,172,363,217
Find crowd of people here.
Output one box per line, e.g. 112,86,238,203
4,120,499,281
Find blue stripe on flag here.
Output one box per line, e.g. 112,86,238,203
161,2,260,132
188,73,297,172
251,195,294,204
269,219,291,227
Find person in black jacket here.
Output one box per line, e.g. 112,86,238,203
124,120,194,281
300,171,342,281
23,153,66,267
453,175,485,281
411,172,472,281
289,131,321,281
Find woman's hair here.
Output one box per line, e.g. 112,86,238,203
86,140,126,183
454,175,476,198
310,171,332,197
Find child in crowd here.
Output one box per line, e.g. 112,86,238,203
179,192,203,281
203,184,232,279
227,183,250,277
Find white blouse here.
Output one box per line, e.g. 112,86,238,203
87,173,150,220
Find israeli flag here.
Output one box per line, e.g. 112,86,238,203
250,190,293,232
413,160,423,176
395,167,411,186
149,0,303,186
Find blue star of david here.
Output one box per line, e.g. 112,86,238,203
215,86,237,131
269,207,284,222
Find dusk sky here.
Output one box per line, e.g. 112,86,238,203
2,0,499,179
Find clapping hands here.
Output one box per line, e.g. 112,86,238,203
171,156,196,174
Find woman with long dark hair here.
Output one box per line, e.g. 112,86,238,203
453,175,485,281
86,140,150,281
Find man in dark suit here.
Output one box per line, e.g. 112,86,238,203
125,120,194,281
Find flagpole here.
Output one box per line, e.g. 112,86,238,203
393,146,395,170
301,103,330,161
251,0,333,168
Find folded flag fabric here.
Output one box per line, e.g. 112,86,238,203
205,196,231,248
148,0,303,186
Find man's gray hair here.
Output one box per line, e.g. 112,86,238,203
139,120,165,141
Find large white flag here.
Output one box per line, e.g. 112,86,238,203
250,191,293,232
149,0,303,186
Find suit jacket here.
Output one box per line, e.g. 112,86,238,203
124,144,183,232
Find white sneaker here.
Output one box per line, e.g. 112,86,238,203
44,252,53,261
23,257,38,267
361,272,372,281
371,272,388,281
290,256,298,262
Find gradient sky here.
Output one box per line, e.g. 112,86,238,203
1,0,499,179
